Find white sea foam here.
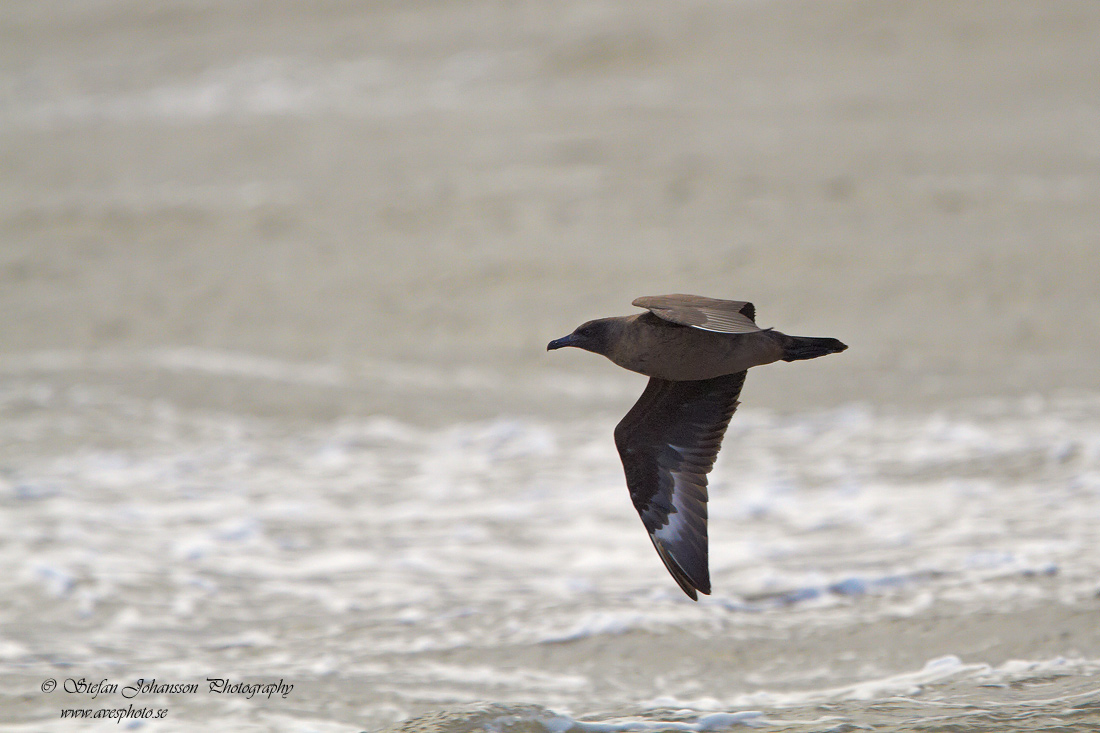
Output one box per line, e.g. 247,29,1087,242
3,365,1100,730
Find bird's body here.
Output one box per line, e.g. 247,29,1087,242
547,294,847,600
590,312,786,381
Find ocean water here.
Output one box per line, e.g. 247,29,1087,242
1,355,1099,731
4,1,1100,731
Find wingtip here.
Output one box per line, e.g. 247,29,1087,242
651,536,711,601
679,577,712,602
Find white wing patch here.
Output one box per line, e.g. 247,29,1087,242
690,308,761,334
651,469,701,546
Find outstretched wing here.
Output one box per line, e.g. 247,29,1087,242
633,294,759,334
613,371,747,600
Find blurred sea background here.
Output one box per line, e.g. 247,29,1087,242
2,1,1100,731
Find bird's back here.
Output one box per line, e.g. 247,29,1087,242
606,313,785,381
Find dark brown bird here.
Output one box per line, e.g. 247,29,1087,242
547,294,847,600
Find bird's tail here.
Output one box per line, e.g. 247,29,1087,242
781,334,848,362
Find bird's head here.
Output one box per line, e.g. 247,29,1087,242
546,317,618,356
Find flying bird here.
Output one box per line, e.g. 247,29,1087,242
547,294,847,600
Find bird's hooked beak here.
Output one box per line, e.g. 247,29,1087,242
546,334,576,351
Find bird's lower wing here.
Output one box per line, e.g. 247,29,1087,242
613,371,747,600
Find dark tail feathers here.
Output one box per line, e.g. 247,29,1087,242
781,335,848,362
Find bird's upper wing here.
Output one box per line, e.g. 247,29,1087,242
613,371,747,600
633,294,760,334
